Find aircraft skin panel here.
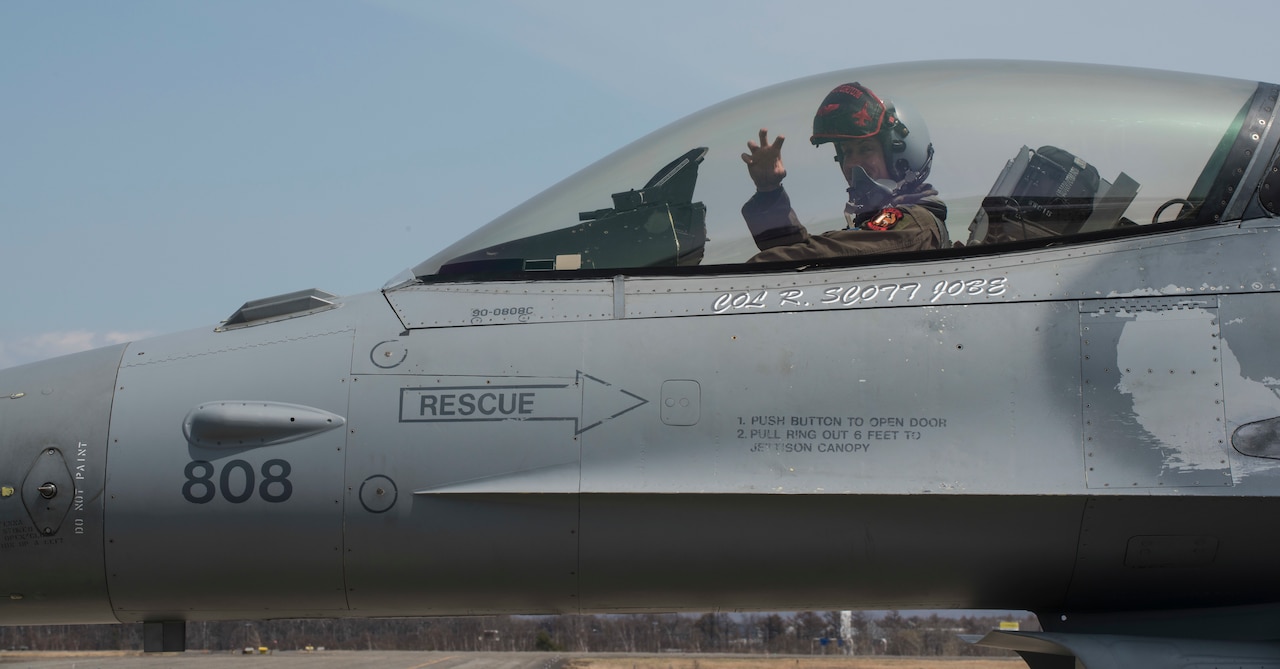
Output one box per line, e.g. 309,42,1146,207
571,302,1082,495
360,297,1082,497
1081,297,1231,489
341,492,580,616
576,493,1083,614
385,278,616,329
1064,496,1280,613
343,371,581,616
1220,292,1280,477
345,311,593,615
101,302,362,620
0,344,125,625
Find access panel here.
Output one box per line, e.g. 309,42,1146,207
1081,297,1230,489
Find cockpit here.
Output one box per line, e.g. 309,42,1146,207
395,60,1268,284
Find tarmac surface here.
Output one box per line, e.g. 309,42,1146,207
0,650,566,669
0,652,1027,669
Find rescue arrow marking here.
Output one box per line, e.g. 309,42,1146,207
398,371,647,435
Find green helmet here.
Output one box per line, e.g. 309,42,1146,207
811,82,933,189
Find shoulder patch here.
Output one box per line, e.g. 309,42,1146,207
865,207,904,231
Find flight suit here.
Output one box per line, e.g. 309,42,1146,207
742,186,948,263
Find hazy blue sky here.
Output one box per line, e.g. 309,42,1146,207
4,0,1278,368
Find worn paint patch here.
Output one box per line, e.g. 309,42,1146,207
1112,306,1228,474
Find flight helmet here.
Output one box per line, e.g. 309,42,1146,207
810,82,933,193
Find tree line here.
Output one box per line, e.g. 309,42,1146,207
0,611,1035,655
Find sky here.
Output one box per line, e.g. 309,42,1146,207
4,0,1280,369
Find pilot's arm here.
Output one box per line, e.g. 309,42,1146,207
742,187,810,249
741,129,810,249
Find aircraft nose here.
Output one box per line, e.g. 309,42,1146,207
0,344,126,624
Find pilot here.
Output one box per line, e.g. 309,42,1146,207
740,82,947,262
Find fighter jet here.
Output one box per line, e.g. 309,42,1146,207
4,59,1280,668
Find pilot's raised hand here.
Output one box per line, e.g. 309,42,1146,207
741,129,787,192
